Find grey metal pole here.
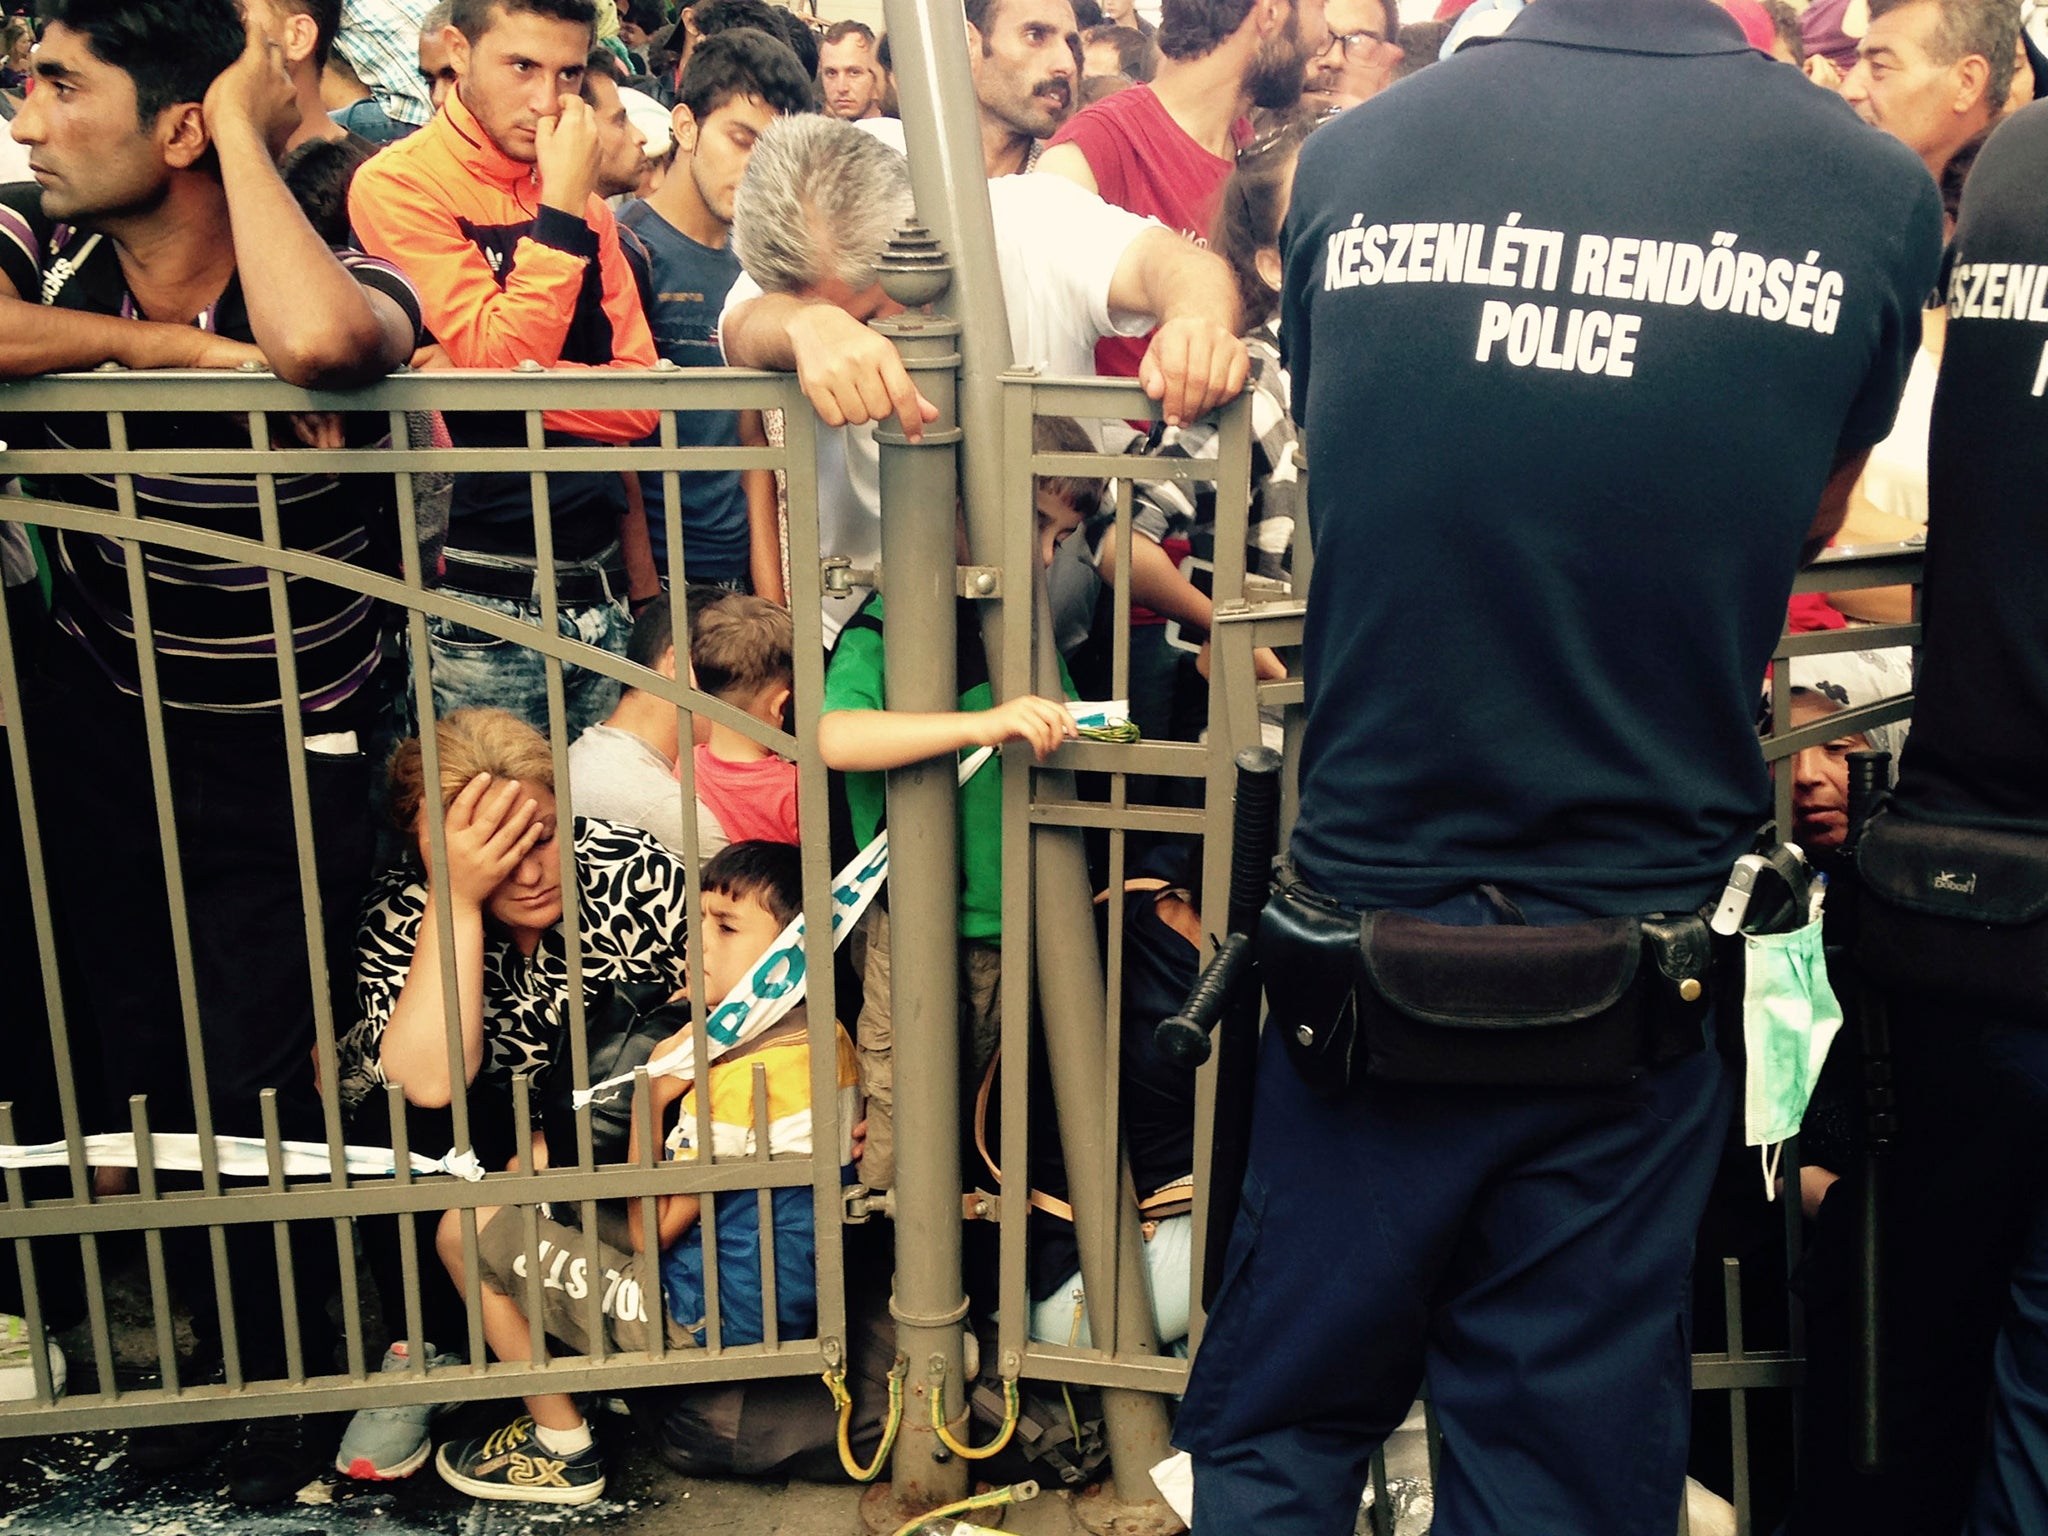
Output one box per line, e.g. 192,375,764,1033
870,240,973,1519
881,0,1179,1519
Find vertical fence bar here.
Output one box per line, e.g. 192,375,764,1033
246,406,354,1390
994,377,1039,1380
106,403,240,1390
631,1069,663,1362
752,1063,779,1351
258,1091,306,1383
386,1082,429,1368
1725,1258,1752,1536
0,547,110,1396
779,393,848,1364
513,1073,548,1369
870,268,970,1514
127,1098,181,1392
521,406,608,1364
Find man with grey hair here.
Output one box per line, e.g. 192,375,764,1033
1843,0,2019,180
721,113,1247,641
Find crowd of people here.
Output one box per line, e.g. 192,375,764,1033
0,0,2042,1527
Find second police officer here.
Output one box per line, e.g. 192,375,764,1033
1175,3,1941,1533
1789,95,2048,1536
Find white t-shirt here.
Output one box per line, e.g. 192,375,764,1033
722,173,1160,642
567,723,729,861
1857,341,1937,528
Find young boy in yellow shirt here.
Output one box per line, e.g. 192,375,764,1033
432,841,855,1505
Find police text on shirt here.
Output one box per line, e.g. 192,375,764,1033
1319,214,1849,380
1944,261,2048,397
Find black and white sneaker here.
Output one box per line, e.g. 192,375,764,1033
434,1415,604,1506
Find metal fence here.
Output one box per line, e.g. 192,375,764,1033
0,359,1921,1535
0,368,856,1435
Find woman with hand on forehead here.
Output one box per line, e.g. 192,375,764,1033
332,708,694,1482
343,706,693,1131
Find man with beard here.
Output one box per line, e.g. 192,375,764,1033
1037,0,1321,380
968,0,1080,175
615,28,813,596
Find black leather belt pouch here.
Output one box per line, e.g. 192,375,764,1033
1356,912,1651,1088
1856,813,2048,1022
1259,882,1364,1101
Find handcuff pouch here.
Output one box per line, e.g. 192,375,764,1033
1258,881,1362,1101
1355,912,1651,1087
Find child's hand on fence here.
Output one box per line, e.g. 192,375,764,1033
974,696,1078,761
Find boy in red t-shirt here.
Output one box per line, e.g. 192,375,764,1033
689,595,799,845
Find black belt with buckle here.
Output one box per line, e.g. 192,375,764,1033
439,549,625,608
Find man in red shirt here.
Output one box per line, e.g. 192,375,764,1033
1037,0,1316,744
1038,0,1321,381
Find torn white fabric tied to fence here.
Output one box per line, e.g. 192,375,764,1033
574,743,1001,1108
0,1132,486,1182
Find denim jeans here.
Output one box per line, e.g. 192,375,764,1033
415,587,631,742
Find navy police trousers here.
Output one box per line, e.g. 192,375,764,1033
1789,1004,2048,1536
1177,953,1731,1535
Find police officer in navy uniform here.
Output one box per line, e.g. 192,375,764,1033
1174,3,1941,1532
1785,98,2048,1536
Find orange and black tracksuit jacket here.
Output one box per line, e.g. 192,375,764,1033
349,89,660,562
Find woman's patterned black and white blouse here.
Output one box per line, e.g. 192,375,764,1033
338,818,691,1113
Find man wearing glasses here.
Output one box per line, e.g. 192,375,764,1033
1305,0,1401,110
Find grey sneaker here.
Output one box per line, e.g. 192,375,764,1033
335,1342,460,1480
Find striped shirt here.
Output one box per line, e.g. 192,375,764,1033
335,0,436,130
0,183,426,713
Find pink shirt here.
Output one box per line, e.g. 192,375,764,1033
693,745,799,846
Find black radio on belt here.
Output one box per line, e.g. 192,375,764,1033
1261,878,1717,1098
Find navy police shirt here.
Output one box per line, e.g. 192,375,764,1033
1892,101,2048,833
1283,0,1941,916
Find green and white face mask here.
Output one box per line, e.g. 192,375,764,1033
1742,915,1845,1199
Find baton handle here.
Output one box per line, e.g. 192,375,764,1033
1227,746,1284,938
1154,747,1285,1067
1844,749,1891,854
1155,935,1252,1067
1842,747,1892,1470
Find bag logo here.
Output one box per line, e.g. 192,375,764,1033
1932,869,1978,896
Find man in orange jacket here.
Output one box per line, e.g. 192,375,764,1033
351,0,660,738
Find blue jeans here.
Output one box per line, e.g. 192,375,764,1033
415,587,630,742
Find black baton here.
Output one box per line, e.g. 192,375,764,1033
1843,747,1893,1474
1156,746,1283,1308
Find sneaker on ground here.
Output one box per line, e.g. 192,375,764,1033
229,1416,319,1506
0,1314,65,1402
435,1415,605,1506
335,1342,461,1480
